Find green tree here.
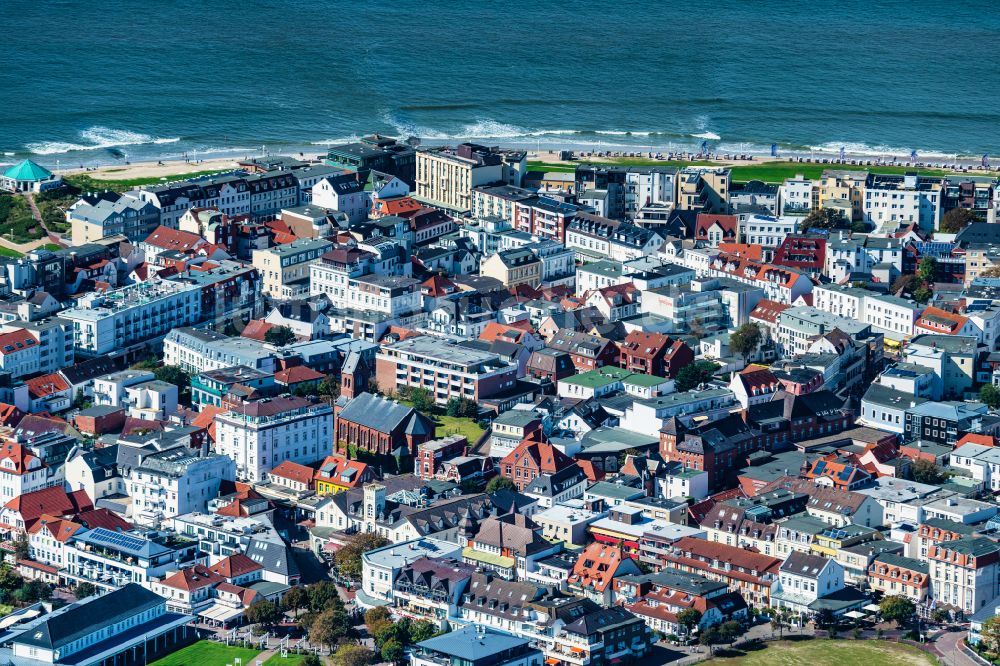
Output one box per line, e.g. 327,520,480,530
485,476,516,493
381,639,405,664
308,581,340,612
770,611,787,637
980,616,1000,656
931,608,951,624
409,388,435,413
152,364,191,406
677,608,702,637
729,323,763,361
675,360,720,392
310,606,354,649
939,208,981,234
73,582,96,600
332,643,375,666
282,586,309,618
800,208,848,232
912,285,933,304
364,606,392,632
301,655,323,666
918,256,937,283
245,599,281,627
13,532,29,561
265,325,297,346
879,595,916,627
318,377,340,398
335,532,391,580
892,274,920,297
699,627,721,655
617,448,643,471
911,458,944,485
981,384,1000,409
408,619,438,644
446,397,479,418
718,620,741,645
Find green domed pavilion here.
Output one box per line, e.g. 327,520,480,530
1,159,62,193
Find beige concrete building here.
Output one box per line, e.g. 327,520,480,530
252,237,333,300
676,167,730,213
415,143,525,213
815,170,867,221
480,248,542,288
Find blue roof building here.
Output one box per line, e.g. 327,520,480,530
412,625,542,666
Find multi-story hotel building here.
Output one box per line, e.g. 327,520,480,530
376,336,518,404
415,143,525,213
213,395,333,482
253,237,333,299
61,279,201,355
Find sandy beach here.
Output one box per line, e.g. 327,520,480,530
59,149,788,184
54,146,993,185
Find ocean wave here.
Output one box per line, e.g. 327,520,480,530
311,136,362,146
691,131,722,141
25,126,181,155
806,141,958,159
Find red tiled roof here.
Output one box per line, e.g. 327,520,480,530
75,508,131,532
270,460,315,487
160,564,224,592
210,553,263,579
26,514,83,542
0,442,43,475
314,455,371,489
0,329,38,356
143,225,205,252
5,486,93,528
749,299,791,324
915,306,969,335
479,322,528,345
568,542,628,593
275,366,325,385
0,403,24,428
121,417,164,436
24,373,69,399
241,320,274,342
695,213,737,239
718,243,764,261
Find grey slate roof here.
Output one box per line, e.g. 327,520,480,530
15,583,161,649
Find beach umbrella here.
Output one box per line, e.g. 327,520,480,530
701,140,708,154
771,144,778,157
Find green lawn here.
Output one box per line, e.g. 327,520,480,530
149,640,261,666
264,654,313,666
433,414,485,444
264,652,305,666
0,248,22,258
707,639,937,666
528,159,969,183
65,168,231,192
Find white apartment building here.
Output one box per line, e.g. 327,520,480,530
737,214,797,248
949,443,1000,493
863,293,923,341
311,174,371,224
253,237,334,299
0,443,53,508
779,175,814,215
28,515,85,570
61,280,201,355
771,551,845,614
93,369,156,408
0,328,39,379
163,327,276,375
863,173,942,232
926,537,1000,615
129,447,235,527
213,396,333,482
813,285,921,342
316,274,422,317
358,537,463,609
